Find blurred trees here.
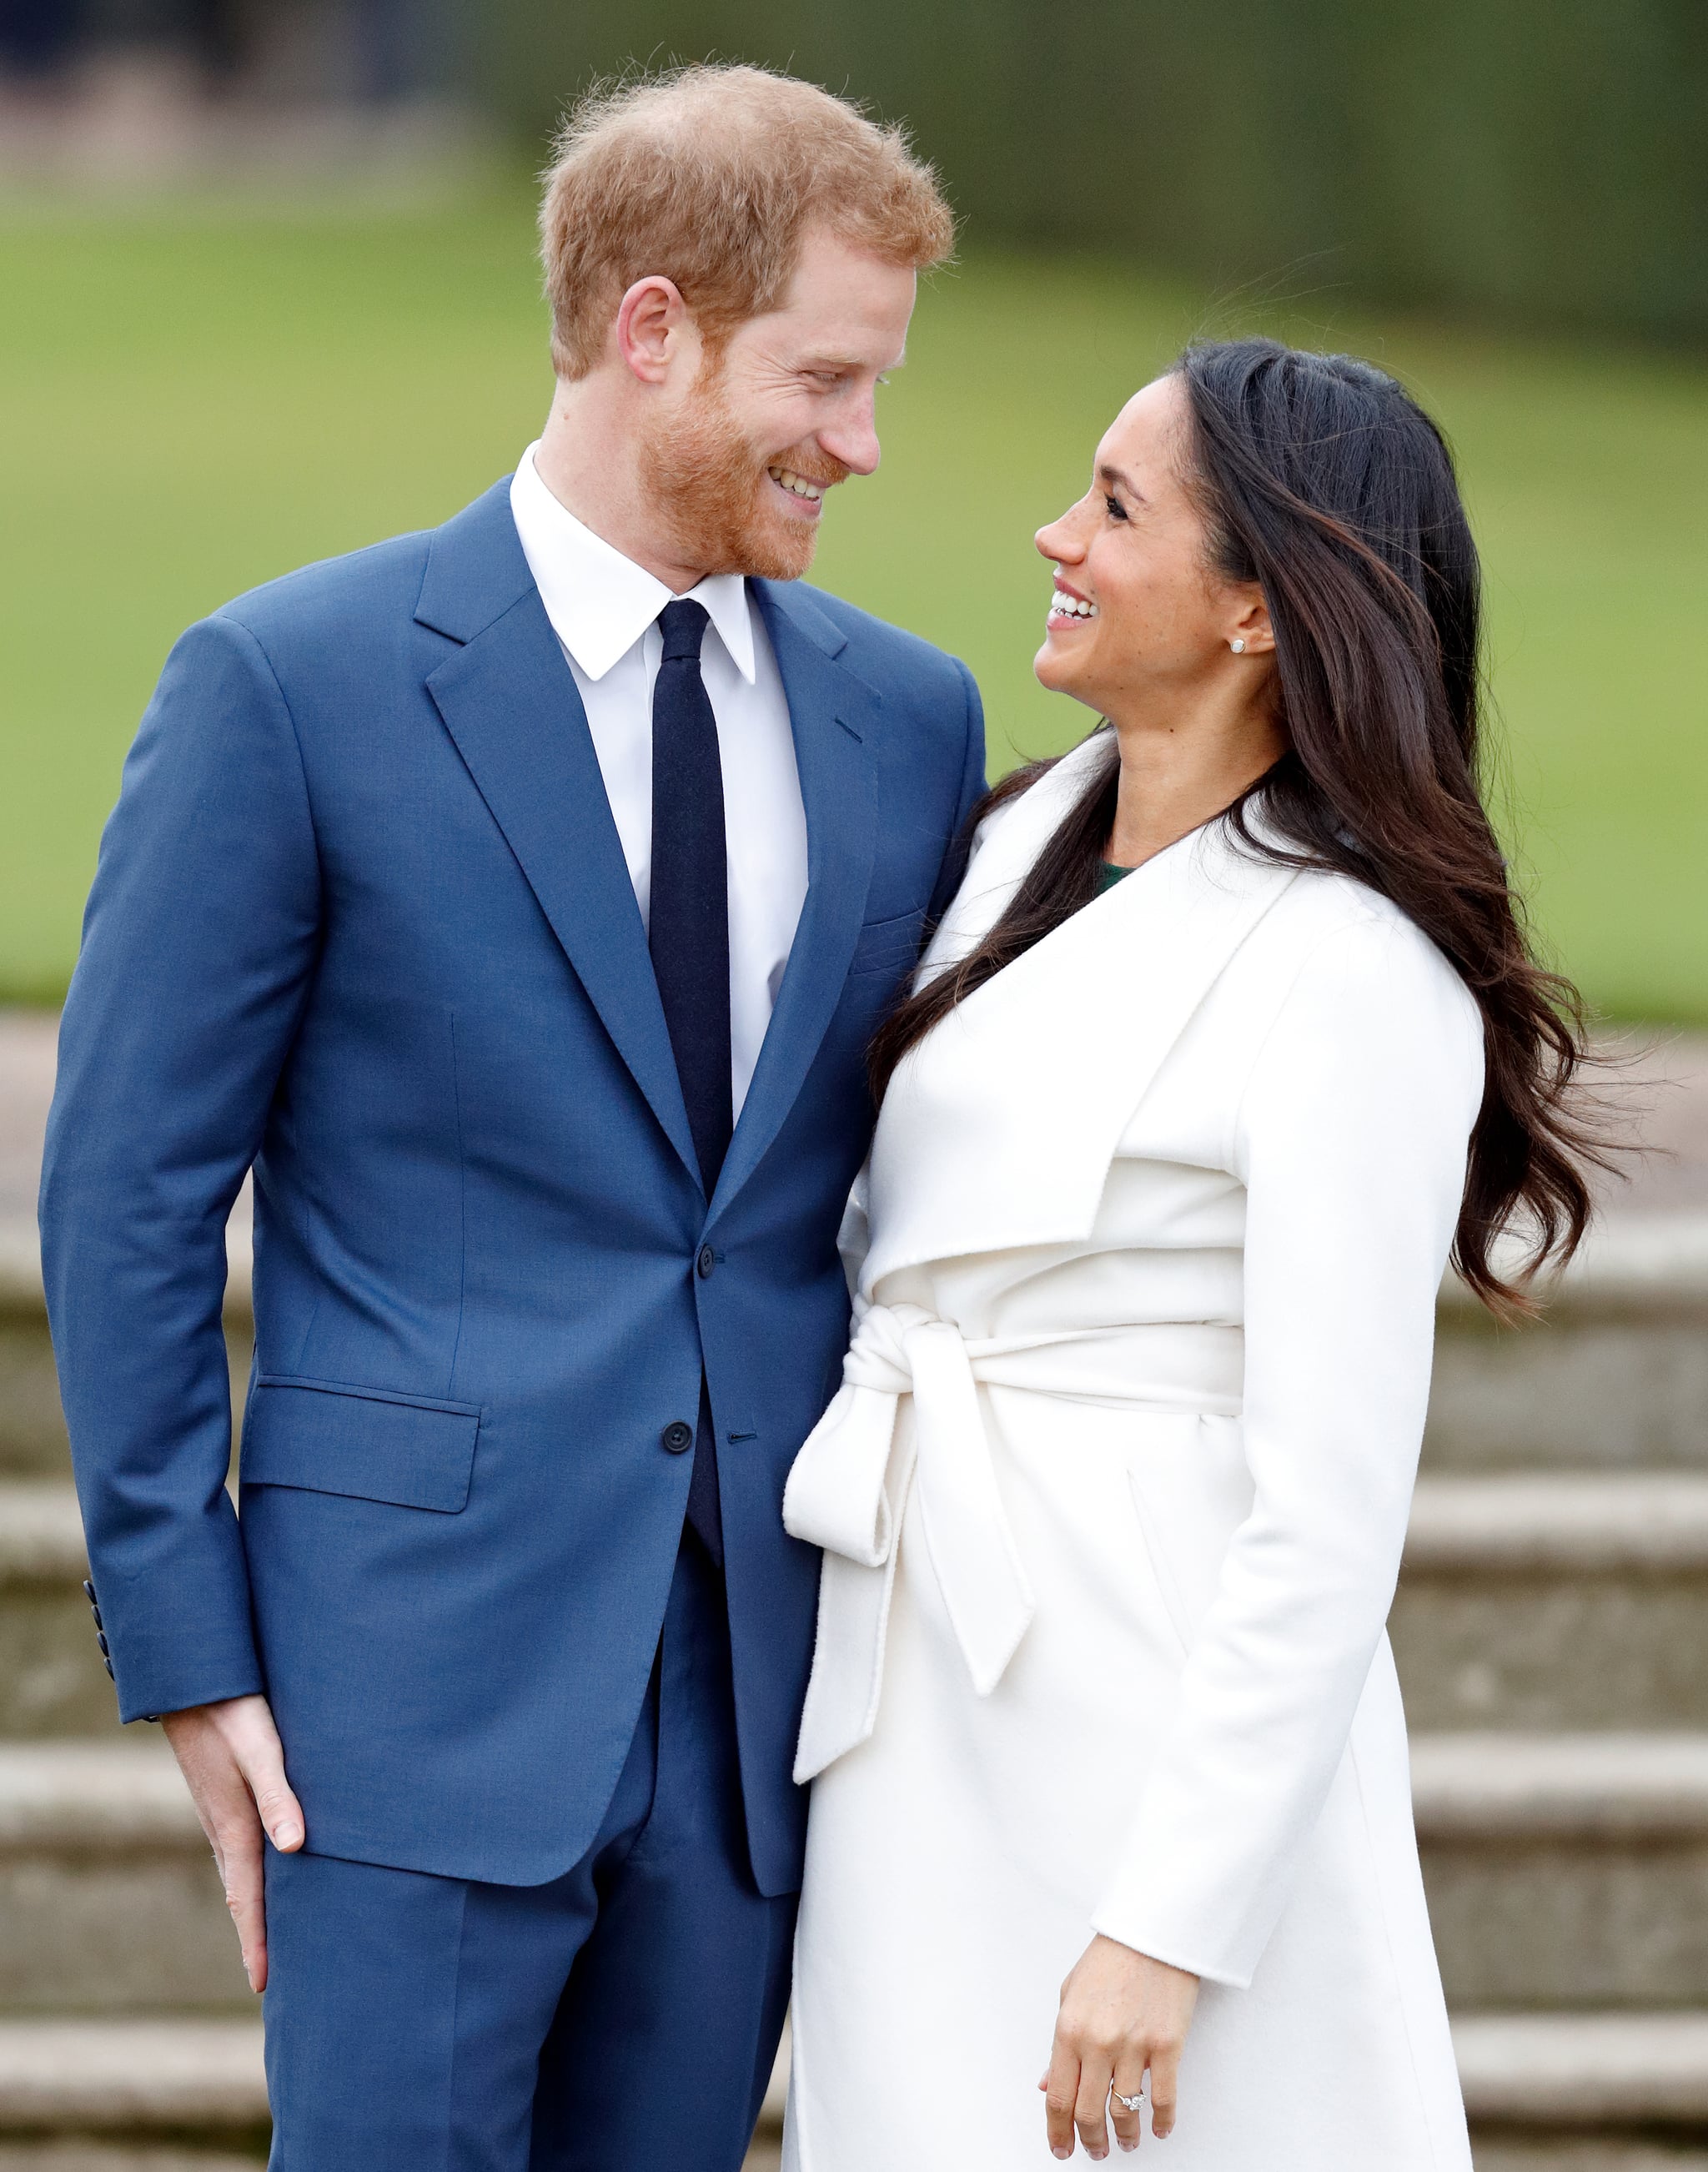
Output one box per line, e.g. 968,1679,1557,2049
476,0,1708,347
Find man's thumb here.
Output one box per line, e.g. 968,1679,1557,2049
241,1747,305,1852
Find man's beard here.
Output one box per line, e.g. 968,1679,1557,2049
638,367,848,583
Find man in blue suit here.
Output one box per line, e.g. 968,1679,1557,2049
40,64,983,2170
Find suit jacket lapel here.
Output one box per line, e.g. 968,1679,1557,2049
417,484,700,1184
710,581,877,1218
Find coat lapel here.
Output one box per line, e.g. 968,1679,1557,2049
863,760,1300,1285
417,483,700,1184
709,581,877,1218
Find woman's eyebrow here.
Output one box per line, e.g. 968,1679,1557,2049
1098,461,1146,503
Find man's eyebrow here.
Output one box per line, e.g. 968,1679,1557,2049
800,352,906,372
1098,462,1145,501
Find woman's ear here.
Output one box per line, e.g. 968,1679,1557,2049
1228,589,1275,656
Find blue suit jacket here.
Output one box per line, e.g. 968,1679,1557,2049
39,479,986,1895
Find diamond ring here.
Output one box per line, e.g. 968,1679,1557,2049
1112,2086,1144,2113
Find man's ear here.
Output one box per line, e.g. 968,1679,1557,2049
615,276,691,386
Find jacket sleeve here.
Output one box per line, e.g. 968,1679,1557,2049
925,658,988,925
1090,910,1484,1985
38,612,322,1724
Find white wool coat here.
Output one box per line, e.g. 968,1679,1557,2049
781,733,1484,2170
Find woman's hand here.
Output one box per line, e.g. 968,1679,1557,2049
1040,1935,1199,2158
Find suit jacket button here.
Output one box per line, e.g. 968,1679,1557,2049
103,1658,115,1681
661,1420,694,1455
696,1244,716,1280
96,1632,110,1657
83,1580,98,1607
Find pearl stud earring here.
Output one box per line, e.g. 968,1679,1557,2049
1230,636,1247,653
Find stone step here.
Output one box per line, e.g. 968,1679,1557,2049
1394,1475,1708,1730
1469,2149,1708,2172
0,2016,786,2159
1454,2010,1708,2124
8,1735,1708,2015
1427,1220,1708,1476
13,1466,1708,1738
1417,1737,1708,2009
0,1747,245,2015
0,2022,266,2134
0,2146,266,2170
0,1487,115,1739
3,1212,1705,1477
0,2010,1704,2160
0,1223,249,1480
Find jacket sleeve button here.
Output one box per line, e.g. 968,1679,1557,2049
661,1420,694,1455
96,1632,110,1657
83,1580,98,1607
103,1659,115,1681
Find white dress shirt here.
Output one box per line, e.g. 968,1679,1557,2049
510,443,809,1119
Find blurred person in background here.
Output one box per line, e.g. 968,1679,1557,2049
783,341,1604,2168
0,0,84,78
40,62,981,2172
0,0,443,100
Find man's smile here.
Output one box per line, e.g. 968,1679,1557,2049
767,464,829,515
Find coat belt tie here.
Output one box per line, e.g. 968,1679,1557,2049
783,1298,1240,1782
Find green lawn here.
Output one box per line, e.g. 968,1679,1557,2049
3,194,1704,1018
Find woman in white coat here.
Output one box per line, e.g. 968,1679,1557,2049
781,340,1604,2168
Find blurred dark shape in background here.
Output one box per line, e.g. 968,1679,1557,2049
0,0,88,79
0,0,1702,349
0,0,455,105
476,0,1708,352
0,0,467,188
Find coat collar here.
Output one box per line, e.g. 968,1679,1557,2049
416,482,877,1210
862,740,1299,1285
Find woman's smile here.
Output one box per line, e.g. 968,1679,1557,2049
1046,575,1098,631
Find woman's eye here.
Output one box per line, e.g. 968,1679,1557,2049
1104,493,1128,521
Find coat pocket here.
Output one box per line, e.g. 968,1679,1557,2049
241,1375,483,1513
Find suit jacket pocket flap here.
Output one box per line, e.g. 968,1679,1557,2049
242,1376,481,1513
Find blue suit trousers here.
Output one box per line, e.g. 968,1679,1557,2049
261,1535,795,2169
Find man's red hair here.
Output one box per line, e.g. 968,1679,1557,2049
540,63,955,380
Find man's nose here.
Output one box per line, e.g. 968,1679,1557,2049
820,400,882,479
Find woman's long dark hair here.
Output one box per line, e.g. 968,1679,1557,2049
870,337,1611,1318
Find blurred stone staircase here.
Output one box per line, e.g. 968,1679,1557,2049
1401,1234,1708,2172
3,1013,1705,2170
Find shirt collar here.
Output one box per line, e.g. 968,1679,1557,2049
510,442,756,685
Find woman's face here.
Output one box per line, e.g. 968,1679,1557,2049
1033,374,1265,716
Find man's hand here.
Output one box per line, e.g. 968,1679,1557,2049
1041,1934,1199,2158
161,1693,304,1994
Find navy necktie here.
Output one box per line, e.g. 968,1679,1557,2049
651,598,730,1564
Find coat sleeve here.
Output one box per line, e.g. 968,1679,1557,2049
38,612,322,1724
1090,909,1484,1986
